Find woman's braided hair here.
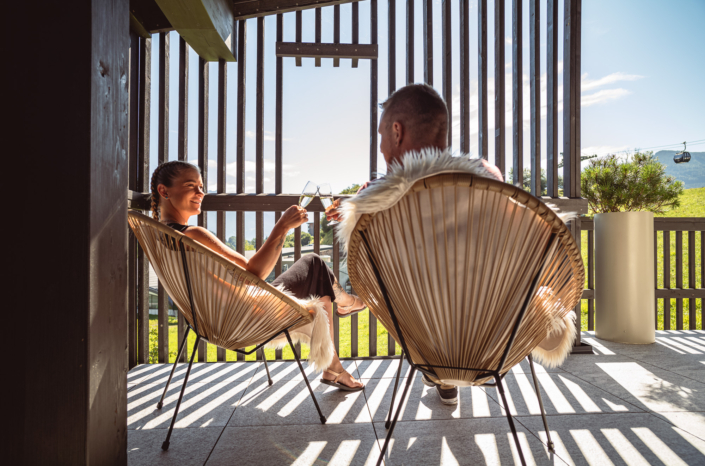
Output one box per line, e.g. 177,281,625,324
150,161,200,221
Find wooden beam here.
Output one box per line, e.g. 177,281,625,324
155,0,236,62
580,218,705,232
130,0,172,33
276,42,378,60
233,0,363,20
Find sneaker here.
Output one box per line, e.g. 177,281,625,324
421,373,458,405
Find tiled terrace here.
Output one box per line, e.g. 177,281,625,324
127,331,705,465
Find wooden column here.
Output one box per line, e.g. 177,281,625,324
494,0,505,177
478,0,488,159
9,0,129,462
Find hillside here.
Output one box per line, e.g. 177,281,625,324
653,150,705,189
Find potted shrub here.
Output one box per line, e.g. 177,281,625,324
581,151,683,344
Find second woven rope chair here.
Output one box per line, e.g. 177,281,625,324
338,150,584,466
128,211,334,451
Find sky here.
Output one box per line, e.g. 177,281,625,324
146,0,705,241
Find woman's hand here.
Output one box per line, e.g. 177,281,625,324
278,205,309,231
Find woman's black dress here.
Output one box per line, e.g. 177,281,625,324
167,222,336,301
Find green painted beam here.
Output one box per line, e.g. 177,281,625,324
155,0,236,62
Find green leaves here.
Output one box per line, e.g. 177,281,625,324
581,151,684,214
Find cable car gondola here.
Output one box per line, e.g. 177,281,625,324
674,141,691,164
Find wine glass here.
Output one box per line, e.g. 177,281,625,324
299,181,318,208
318,183,339,225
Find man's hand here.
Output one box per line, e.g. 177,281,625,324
279,205,309,230
325,199,343,222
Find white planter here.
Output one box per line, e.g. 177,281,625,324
595,211,655,344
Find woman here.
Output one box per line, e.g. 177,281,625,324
151,161,365,391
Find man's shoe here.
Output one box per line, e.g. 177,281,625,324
421,373,458,405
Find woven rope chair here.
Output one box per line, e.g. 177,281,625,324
128,211,330,451
343,167,584,465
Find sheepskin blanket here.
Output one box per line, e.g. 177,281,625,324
336,148,576,369
265,292,334,373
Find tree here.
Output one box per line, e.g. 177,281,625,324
581,151,683,214
507,168,563,194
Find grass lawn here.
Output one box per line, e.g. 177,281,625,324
150,188,704,363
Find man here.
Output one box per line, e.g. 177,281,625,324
328,83,503,404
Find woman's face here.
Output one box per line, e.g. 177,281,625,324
160,168,204,219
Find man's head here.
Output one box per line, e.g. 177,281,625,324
378,84,448,167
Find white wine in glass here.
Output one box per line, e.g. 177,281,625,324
299,181,318,208
318,183,339,225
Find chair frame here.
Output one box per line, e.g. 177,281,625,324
363,231,558,466
128,213,327,451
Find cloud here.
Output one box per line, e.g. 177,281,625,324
245,130,278,141
581,72,644,91
581,88,632,107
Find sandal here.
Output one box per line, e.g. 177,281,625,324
336,296,367,318
320,370,365,392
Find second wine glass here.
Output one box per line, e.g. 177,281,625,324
318,183,339,225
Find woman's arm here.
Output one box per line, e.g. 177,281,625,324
183,205,308,280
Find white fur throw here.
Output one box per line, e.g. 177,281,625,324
336,148,575,252
265,295,334,373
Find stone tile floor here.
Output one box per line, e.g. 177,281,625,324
127,331,705,465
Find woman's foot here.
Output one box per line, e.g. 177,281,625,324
321,369,365,391
336,295,367,318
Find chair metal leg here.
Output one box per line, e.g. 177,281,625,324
259,348,273,386
162,335,201,451
377,366,416,466
496,373,527,466
284,329,326,424
157,327,191,410
385,350,405,429
528,355,554,452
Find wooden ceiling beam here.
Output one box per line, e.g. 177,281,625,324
233,0,363,21
155,0,236,62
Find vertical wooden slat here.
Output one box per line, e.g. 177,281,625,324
158,32,170,364
587,229,594,331
547,0,559,197
334,5,341,67
701,230,704,328
442,0,451,145
236,21,247,278
296,11,303,66
256,17,265,254
294,227,302,357
315,8,322,67
689,231,696,329
511,0,522,187
128,30,140,369
663,230,671,330
275,14,284,291
478,0,488,159
370,0,378,180
388,0,396,94
177,36,189,360
563,0,581,198
423,0,433,85
215,57,227,362
494,0,505,178
333,235,341,354
406,0,414,84
676,231,683,329
529,0,541,195
459,0,470,153
352,2,360,68
570,219,582,346
197,55,209,361
655,230,658,328
314,215,320,255
137,36,151,364
178,37,189,162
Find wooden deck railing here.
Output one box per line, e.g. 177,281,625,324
581,218,704,332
